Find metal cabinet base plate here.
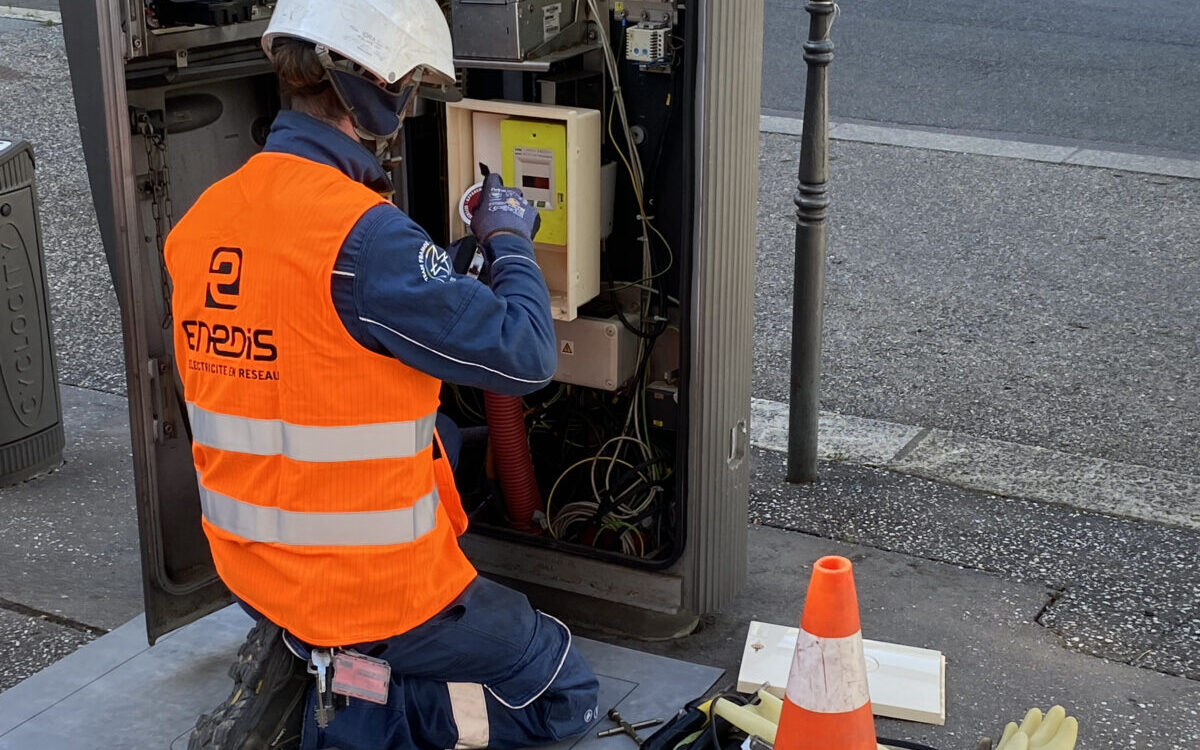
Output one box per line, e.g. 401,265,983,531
0,606,724,749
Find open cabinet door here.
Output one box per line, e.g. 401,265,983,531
62,0,277,643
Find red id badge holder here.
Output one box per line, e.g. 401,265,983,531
331,651,391,705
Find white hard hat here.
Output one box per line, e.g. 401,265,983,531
263,0,456,87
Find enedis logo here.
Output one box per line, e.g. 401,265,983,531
182,248,279,381
205,247,243,310
182,321,277,362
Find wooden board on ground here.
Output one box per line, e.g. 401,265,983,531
737,620,946,726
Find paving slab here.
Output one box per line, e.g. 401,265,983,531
830,122,1080,164
0,15,39,30
751,396,1200,532
0,385,141,631
1066,150,1200,180
764,115,1200,182
0,606,723,750
890,429,1200,529
0,1,59,15
750,397,922,467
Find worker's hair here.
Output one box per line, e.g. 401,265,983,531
270,38,346,125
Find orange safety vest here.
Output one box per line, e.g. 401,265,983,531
164,152,477,646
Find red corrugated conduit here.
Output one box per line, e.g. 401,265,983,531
484,392,543,533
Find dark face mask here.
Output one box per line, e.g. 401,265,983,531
327,69,417,142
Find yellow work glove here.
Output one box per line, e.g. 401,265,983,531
994,706,1078,750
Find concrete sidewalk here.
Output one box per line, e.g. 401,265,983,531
0,606,723,749
3,381,1197,747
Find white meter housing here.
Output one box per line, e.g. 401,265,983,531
446,99,602,321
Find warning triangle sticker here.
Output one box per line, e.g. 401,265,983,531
560,341,574,356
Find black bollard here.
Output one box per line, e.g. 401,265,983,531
787,0,836,484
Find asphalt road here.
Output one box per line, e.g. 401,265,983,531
763,0,1200,156
755,133,1200,475
8,0,1199,154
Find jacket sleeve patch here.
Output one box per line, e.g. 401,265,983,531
418,241,456,284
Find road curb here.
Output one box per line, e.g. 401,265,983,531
750,397,1200,531
760,114,1200,181
0,5,60,23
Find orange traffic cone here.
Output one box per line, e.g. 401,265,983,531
775,556,877,750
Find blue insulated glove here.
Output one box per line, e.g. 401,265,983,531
470,171,542,244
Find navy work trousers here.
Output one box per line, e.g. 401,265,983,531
260,576,599,750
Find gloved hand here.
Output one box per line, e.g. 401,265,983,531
992,706,1078,750
469,170,541,244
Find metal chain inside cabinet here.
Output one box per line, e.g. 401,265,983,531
136,111,176,329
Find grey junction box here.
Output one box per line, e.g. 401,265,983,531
552,315,639,391
450,0,580,60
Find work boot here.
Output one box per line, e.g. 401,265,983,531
188,618,309,750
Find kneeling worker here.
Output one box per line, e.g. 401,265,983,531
164,0,599,748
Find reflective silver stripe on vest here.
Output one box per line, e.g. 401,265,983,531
199,482,441,547
188,403,436,462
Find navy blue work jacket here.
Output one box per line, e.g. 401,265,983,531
262,111,557,396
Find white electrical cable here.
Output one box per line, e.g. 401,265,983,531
588,0,657,292
539,2,675,557
595,434,653,496
588,0,644,188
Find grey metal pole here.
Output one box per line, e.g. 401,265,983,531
787,0,835,483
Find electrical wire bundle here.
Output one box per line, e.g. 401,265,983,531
531,1,683,559
527,362,672,557
589,0,677,315
543,412,672,556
